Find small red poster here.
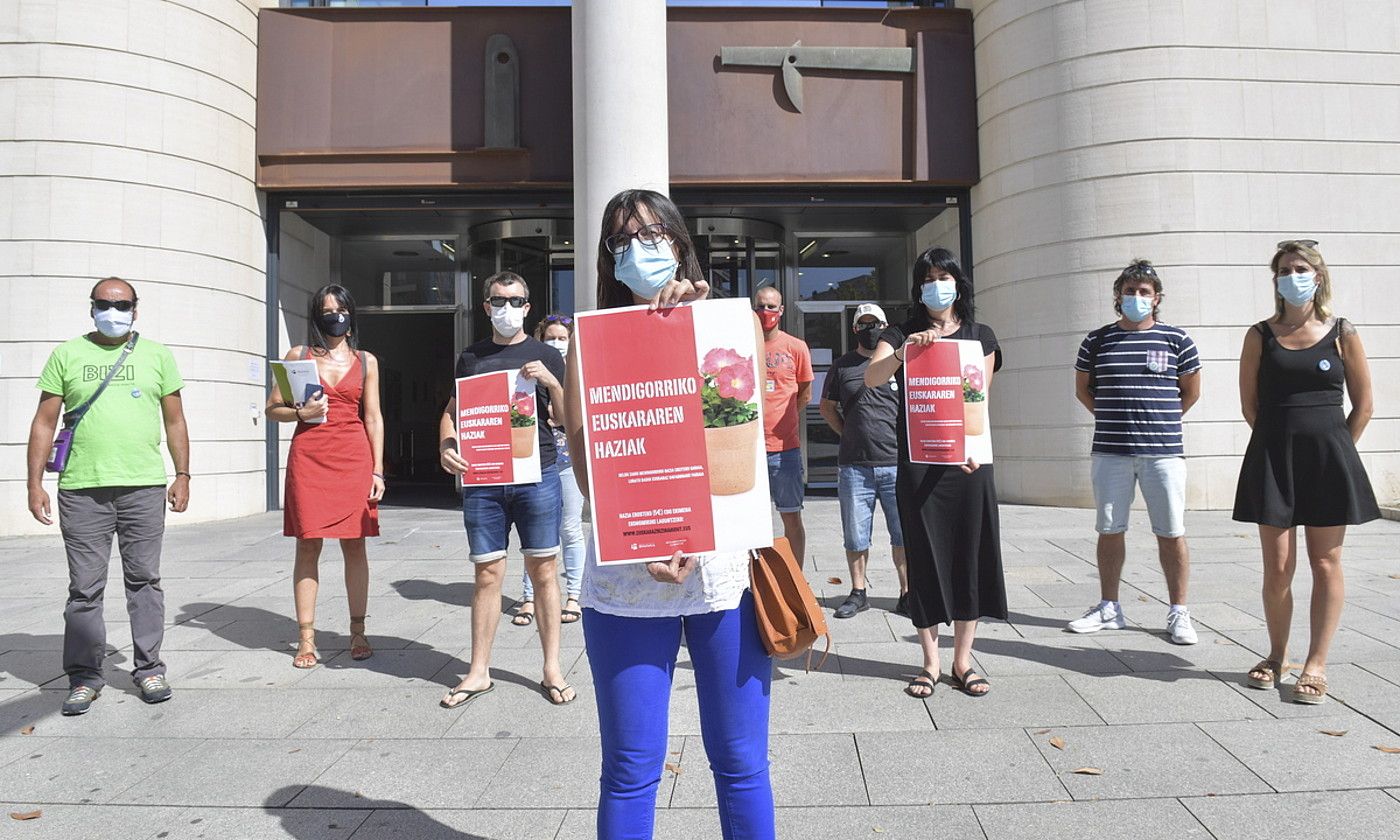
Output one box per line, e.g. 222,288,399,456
454,369,542,486
574,299,772,565
904,342,966,465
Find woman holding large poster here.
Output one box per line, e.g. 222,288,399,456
564,189,775,840
864,247,1007,700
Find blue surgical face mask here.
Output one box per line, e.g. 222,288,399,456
93,308,134,339
1120,294,1155,323
1276,271,1317,306
614,239,678,300
920,279,957,312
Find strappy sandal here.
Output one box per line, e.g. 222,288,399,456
293,622,318,669
1293,672,1328,705
349,615,373,661
951,666,990,697
904,669,937,699
1246,658,1285,690
511,601,535,627
540,682,577,706
561,597,582,624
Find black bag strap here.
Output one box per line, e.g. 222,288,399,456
64,333,139,428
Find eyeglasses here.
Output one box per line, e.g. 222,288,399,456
92,299,135,312
854,321,885,332
606,223,672,255
544,314,573,325
1277,239,1319,250
1122,261,1156,277
487,295,528,308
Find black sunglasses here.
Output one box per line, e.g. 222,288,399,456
1277,239,1319,250
854,321,885,332
487,295,528,308
92,299,135,312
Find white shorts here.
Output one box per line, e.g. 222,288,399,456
1091,454,1187,538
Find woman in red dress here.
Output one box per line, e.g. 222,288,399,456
265,284,385,668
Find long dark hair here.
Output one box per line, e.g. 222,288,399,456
306,283,359,354
906,247,974,331
596,189,705,310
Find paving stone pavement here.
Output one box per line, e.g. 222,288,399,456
2,499,1400,839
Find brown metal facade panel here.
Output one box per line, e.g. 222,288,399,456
255,7,976,191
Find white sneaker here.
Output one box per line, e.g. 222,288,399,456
1167,609,1198,645
1066,602,1127,634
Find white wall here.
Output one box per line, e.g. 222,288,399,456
0,0,266,535
969,0,1400,508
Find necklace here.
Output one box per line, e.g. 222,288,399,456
930,317,959,336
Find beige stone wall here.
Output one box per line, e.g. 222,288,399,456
969,0,1400,509
0,0,265,535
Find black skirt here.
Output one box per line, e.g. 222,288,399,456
1233,404,1380,528
897,462,1008,628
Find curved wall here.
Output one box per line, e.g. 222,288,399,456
970,0,1400,508
1,0,266,535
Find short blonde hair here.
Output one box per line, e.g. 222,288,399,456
1271,241,1332,321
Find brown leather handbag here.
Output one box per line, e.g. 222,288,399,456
750,537,831,670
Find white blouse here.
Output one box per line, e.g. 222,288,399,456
580,543,751,618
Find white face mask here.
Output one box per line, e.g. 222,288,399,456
490,304,526,338
544,338,569,356
93,308,134,339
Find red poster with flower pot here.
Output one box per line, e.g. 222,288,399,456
574,299,773,565
454,369,541,486
904,342,966,465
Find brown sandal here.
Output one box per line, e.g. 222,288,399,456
1293,672,1328,705
349,615,373,661
1246,658,1284,690
293,622,318,669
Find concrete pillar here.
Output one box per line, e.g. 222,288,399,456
0,0,266,534
571,0,672,310
970,0,1400,509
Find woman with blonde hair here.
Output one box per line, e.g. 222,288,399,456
1234,240,1379,704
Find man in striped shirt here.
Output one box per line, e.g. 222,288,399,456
1069,260,1202,645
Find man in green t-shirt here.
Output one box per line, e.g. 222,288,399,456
25,277,191,716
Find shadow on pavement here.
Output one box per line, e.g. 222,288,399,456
267,786,489,839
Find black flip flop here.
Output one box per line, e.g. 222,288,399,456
511,604,535,626
951,666,990,697
440,682,494,709
904,668,937,699
541,682,577,706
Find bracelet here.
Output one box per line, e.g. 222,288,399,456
894,346,906,362
294,406,305,421
372,472,384,479
175,471,191,479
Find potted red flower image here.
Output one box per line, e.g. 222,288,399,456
699,347,760,496
962,362,987,436
510,386,537,459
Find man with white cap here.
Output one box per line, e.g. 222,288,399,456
819,303,908,618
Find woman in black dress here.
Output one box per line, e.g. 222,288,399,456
1234,240,1378,705
865,247,1006,699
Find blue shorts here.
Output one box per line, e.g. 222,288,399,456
837,464,903,552
766,448,805,513
462,462,563,563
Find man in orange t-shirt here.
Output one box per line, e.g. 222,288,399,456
755,286,813,567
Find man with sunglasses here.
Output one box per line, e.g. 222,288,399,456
1070,260,1202,645
819,304,908,618
26,277,190,715
755,284,814,567
438,271,574,708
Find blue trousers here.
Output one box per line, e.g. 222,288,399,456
583,591,775,840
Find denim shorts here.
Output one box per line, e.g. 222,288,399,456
462,461,563,563
766,448,805,513
1091,453,1186,538
837,464,903,552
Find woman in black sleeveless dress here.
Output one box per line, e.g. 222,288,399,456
864,247,1007,700
1234,240,1378,705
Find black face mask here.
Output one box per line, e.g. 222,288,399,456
320,312,351,337
855,326,883,350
